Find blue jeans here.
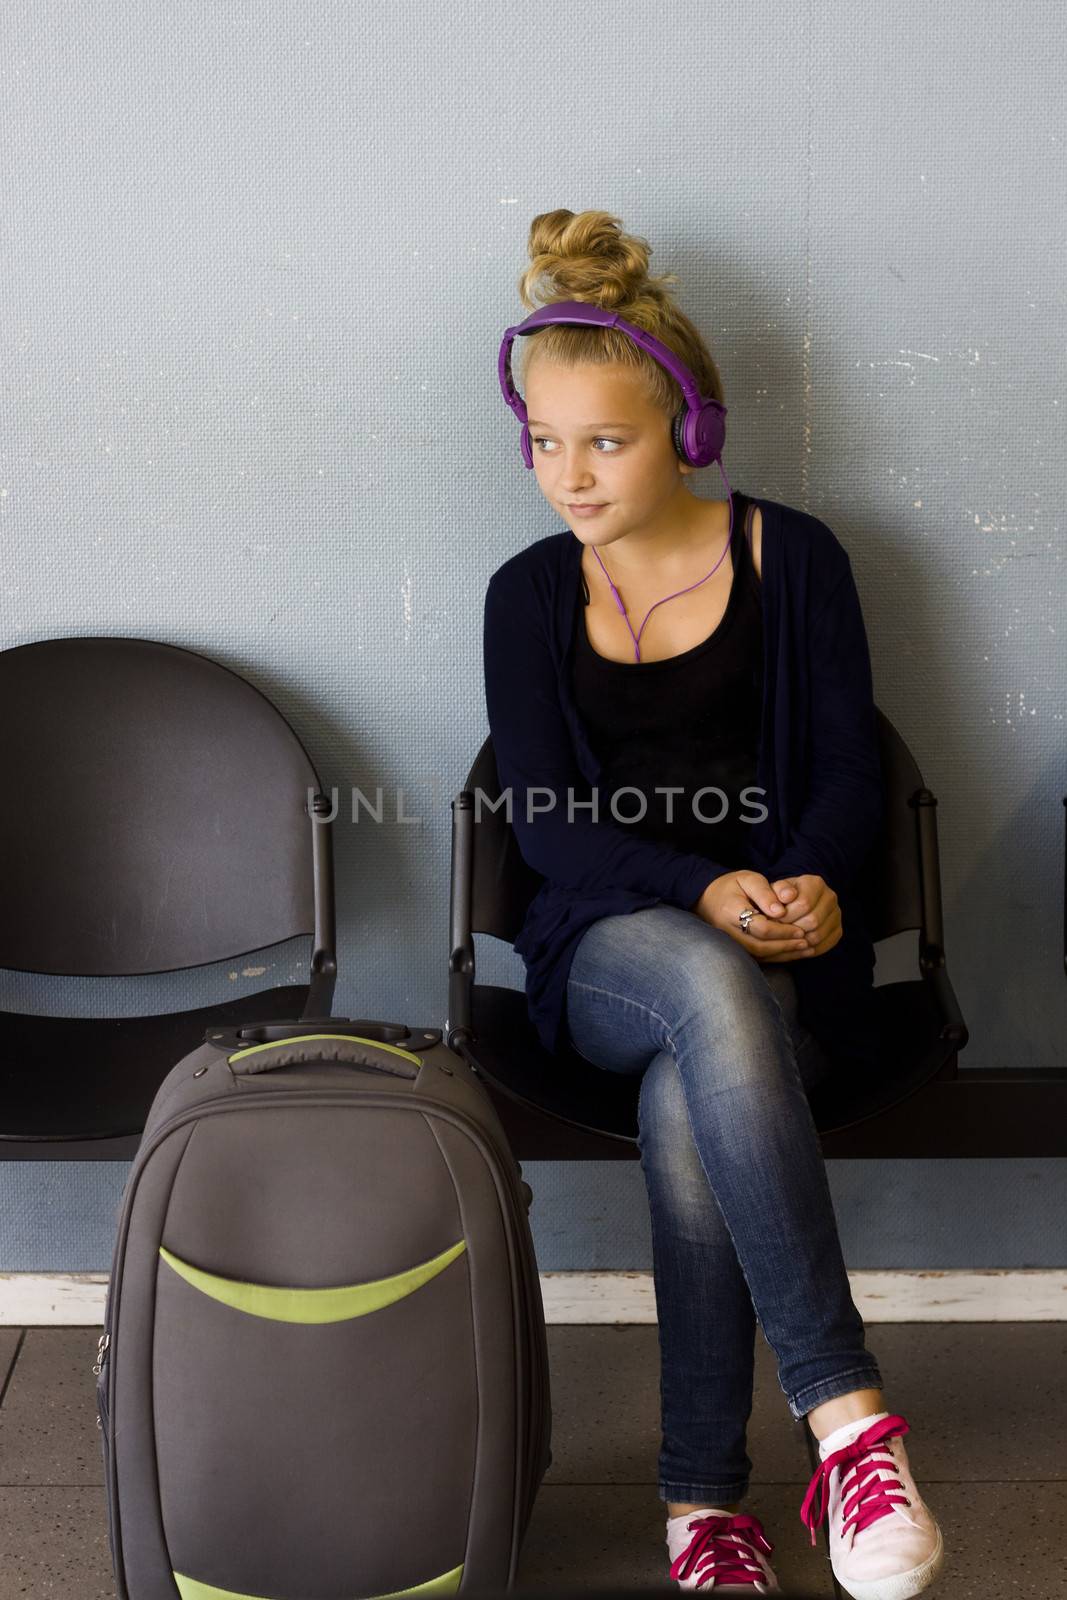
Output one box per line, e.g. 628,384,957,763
564,903,884,1505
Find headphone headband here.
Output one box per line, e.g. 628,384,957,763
497,299,726,470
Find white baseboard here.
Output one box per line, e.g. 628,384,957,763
1,1269,1065,1326
537,1269,1067,1323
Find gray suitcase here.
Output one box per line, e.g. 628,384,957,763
95,1017,553,1599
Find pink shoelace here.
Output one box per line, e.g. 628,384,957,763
800,1413,912,1548
670,1512,775,1589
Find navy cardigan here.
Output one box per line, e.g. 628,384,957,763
481,493,886,1069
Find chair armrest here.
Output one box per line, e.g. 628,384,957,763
923,960,969,1051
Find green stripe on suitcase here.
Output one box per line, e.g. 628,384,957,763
172,1561,465,1598
158,1238,467,1322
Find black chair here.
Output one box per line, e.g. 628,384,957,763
447,705,1067,1161
0,635,337,1161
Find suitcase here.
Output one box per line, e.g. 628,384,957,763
94,1016,553,1599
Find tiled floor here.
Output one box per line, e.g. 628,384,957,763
0,1321,1064,1597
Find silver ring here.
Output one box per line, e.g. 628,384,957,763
738,907,756,933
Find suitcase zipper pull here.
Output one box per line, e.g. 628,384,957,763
94,1331,110,1431
92,1331,110,1376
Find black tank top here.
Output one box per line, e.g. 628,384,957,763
570,492,764,869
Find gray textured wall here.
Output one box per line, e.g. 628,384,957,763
2,2,1064,1275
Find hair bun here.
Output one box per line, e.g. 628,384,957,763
519,207,678,311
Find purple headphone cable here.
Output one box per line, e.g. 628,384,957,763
588,499,735,663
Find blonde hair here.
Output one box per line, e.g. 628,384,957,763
515,208,724,421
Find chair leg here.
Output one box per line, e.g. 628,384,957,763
797,1413,844,1599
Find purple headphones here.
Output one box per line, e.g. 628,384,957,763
497,299,728,471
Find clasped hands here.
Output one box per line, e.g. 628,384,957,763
692,871,843,963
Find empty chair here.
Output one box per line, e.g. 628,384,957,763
0,635,336,1161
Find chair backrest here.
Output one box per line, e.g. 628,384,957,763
465,706,926,947
0,636,326,975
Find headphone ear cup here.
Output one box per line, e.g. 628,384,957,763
697,401,726,467
520,423,534,469
682,401,726,469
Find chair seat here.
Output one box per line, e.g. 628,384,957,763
468,977,959,1145
806,979,959,1131
0,985,312,1140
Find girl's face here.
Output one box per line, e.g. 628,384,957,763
522,359,696,548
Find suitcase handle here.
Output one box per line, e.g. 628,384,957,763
204,1018,442,1054
237,1017,413,1045
225,1033,422,1081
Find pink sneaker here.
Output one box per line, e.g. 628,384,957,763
667,1508,781,1593
799,1413,945,1599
